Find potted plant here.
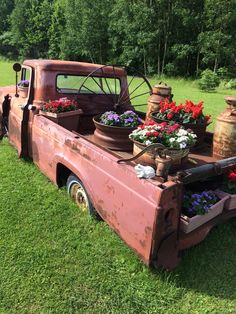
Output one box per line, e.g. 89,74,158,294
40,97,82,131
151,99,211,145
180,190,228,233
93,110,142,151
216,169,236,210
129,120,197,169
18,79,29,98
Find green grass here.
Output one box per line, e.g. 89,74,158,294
1,60,236,313
1,140,236,313
0,60,16,86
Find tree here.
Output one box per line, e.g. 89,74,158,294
48,1,66,59
198,0,236,72
10,0,53,58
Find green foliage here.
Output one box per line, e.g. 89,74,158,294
0,0,235,77
48,1,66,59
224,79,236,90
198,69,220,91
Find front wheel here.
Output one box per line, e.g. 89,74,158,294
66,174,100,219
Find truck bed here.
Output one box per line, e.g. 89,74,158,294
80,132,217,174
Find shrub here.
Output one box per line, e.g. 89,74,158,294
224,79,236,90
198,69,220,91
217,67,229,80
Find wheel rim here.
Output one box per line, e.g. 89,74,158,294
69,182,89,211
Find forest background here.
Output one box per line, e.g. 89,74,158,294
0,0,236,78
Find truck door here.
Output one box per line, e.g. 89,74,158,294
8,66,34,157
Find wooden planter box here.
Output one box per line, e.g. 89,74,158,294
214,189,236,211
180,191,228,234
39,109,82,131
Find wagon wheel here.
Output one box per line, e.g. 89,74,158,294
77,65,152,112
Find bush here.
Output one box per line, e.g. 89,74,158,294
198,69,220,91
164,63,177,76
224,79,236,90
217,67,230,80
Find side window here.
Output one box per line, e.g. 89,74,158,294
18,67,31,98
21,67,31,83
56,75,121,95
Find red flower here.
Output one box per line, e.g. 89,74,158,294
228,170,236,182
160,122,167,127
167,113,174,120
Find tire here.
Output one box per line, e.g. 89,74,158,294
66,174,100,219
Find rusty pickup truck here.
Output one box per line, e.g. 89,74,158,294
0,59,235,270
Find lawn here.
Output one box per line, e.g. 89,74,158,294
0,60,236,313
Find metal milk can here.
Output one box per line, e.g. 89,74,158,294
146,82,173,120
213,96,236,159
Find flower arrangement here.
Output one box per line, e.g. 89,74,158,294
99,110,142,128
42,97,79,113
153,99,211,125
222,169,236,194
129,120,197,149
18,80,29,87
183,190,220,217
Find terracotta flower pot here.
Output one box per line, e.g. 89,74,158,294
180,191,228,233
39,109,82,131
214,189,236,211
93,115,135,151
132,139,189,171
150,114,211,146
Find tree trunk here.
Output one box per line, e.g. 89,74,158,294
196,49,200,77
213,56,218,73
143,47,147,76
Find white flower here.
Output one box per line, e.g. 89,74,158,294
176,129,188,136
179,142,187,149
145,140,152,146
177,136,188,142
169,138,175,143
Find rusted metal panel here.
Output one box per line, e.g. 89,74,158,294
32,114,170,265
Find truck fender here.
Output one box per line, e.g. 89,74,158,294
54,156,95,203
55,157,100,218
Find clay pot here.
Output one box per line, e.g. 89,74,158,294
150,114,210,147
132,140,189,171
93,115,135,151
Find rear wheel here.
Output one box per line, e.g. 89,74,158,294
66,174,100,219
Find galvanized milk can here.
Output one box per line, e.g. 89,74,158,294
213,96,236,159
146,82,173,120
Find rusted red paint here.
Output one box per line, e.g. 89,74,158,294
0,59,236,270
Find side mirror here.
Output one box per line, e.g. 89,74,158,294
13,63,21,72
13,63,22,97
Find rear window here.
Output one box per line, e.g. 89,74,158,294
56,75,121,95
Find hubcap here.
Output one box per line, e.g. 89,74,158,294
70,182,89,211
